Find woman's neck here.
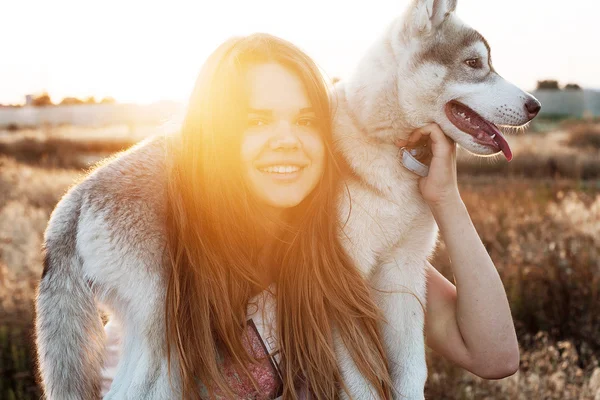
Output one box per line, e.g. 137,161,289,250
254,206,289,288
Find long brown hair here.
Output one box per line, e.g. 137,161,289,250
164,33,394,399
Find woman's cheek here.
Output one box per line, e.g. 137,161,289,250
302,133,326,170
240,131,269,163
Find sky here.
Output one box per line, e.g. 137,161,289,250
1,0,598,105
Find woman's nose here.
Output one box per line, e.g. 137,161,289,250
269,123,300,150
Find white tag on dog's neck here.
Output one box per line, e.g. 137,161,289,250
401,148,430,177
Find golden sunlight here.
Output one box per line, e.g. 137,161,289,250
1,0,598,105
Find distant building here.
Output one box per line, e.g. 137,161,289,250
25,94,34,106
531,88,600,118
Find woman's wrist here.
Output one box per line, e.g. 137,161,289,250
426,190,464,215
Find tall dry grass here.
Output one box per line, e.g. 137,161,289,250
1,122,599,399
427,177,600,399
0,156,82,399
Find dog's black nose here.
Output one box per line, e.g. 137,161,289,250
525,98,541,119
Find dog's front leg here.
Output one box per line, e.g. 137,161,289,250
370,257,428,400
332,262,428,399
333,262,428,400
103,334,180,400
333,324,381,400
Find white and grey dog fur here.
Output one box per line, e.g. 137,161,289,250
35,0,540,399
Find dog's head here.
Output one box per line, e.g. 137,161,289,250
385,0,541,160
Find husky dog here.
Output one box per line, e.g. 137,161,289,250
35,0,540,399
331,0,539,398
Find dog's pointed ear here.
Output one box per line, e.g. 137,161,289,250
408,0,457,35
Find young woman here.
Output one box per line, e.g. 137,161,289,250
95,32,518,399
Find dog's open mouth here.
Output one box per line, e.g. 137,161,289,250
445,101,513,161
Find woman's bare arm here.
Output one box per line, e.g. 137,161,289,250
397,123,519,379
424,197,519,378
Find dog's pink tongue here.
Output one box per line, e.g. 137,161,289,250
489,125,512,162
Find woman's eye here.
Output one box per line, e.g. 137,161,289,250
465,58,482,69
248,118,267,127
297,118,318,127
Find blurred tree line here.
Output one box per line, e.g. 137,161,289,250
536,80,582,90
0,92,116,107
26,93,116,107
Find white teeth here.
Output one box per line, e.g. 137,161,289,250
259,165,302,174
491,134,496,139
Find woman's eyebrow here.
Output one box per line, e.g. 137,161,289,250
247,108,315,115
247,108,272,116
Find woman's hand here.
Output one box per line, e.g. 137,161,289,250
396,123,460,208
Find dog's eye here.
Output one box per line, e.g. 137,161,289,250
465,58,482,69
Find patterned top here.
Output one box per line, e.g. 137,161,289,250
100,285,311,399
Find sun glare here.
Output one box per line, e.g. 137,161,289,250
1,0,599,105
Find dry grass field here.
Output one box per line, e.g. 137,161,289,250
1,120,599,399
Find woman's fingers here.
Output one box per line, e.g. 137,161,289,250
414,124,454,154
397,123,454,154
395,129,427,148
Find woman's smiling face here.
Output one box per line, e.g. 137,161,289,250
240,62,325,212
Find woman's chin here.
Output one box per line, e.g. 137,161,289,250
248,171,318,212
260,193,306,211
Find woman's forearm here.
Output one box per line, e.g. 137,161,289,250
429,195,519,376
399,123,519,376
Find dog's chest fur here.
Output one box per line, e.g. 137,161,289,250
332,83,439,278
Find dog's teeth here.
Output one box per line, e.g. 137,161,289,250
491,133,496,139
